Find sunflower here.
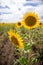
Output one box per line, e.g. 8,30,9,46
15,22,22,28
22,12,40,29
39,22,43,28
8,29,24,49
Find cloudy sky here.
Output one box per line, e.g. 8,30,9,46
0,0,43,23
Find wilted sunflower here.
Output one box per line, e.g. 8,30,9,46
8,30,24,49
22,12,40,29
39,22,43,28
15,22,22,28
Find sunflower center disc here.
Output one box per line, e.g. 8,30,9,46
11,36,19,46
25,16,37,26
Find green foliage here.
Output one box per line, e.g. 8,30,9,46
32,57,38,65
24,43,31,51
19,57,27,65
0,24,15,32
0,24,43,65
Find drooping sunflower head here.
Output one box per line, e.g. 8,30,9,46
8,29,24,49
15,22,22,28
22,12,40,29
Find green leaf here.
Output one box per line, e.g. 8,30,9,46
19,57,27,65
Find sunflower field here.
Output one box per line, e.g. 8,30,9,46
0,12,43,65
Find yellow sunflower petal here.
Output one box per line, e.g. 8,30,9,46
22,12,40,29
8,30,24,49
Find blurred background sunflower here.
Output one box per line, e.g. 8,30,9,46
8,29,24,49
39,22,43,28
15,21,22,28
22,12,40,29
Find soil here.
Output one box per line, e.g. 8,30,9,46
0,32,14,65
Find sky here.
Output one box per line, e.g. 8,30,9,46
0,0,43,23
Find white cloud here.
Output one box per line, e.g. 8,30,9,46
35,5,43,16
25,0,42,4
0,0,43,23
35,4,43,22
0,0,26,23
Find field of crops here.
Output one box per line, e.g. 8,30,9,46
0,12,43,65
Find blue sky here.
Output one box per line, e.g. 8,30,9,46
0,0,43,23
